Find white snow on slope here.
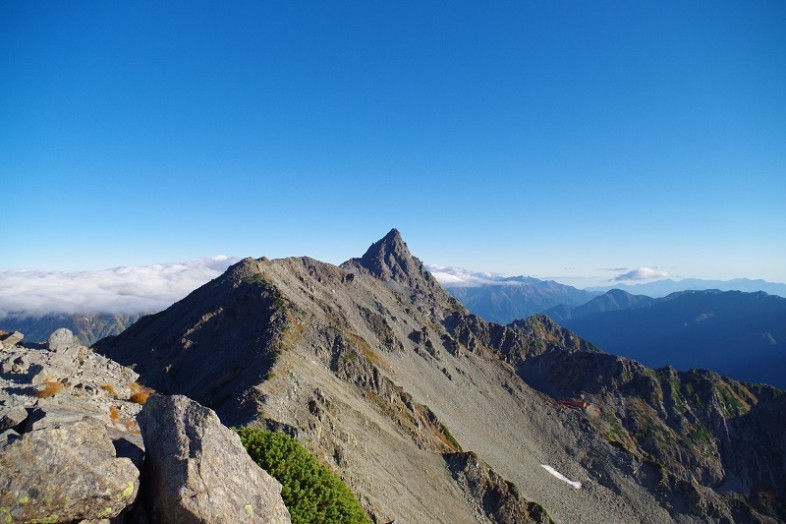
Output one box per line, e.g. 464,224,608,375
541,464,582,489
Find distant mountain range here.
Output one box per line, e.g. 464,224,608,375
550,289,786,389
587,278,786,298
438,271,786,325
438,273,786,390
0,313,142,346
444,277,597,324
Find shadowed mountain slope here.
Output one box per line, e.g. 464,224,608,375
544,289,656,323
96,230,786,524
552,289,786,388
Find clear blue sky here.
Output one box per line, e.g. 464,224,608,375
2,1,785,287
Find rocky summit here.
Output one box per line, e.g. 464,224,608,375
93,229,786,524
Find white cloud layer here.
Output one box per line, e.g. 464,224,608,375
0,256,241,319
613,267,668,281
426,265,511,287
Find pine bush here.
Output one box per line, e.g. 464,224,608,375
236,427,371,524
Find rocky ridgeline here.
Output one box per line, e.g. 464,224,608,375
93,229,786,523
0,329,290,523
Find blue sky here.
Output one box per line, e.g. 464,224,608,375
2,1,785,288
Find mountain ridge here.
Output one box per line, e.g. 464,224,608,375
96,230,786,523
544,289,656,323
588,277,786,298
443,277,597,325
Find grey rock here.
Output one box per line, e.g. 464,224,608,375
48,327,78,352
0,428,20,446
1,354,30,374
138,394,291,524
445,452,554,524
0,331,23,349
10,354,30,374
0,405,28,431
24,398,106,432
0,417,139,522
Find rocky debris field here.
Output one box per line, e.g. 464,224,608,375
0,329,290,523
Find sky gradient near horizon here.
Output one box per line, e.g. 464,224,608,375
2,1,785,288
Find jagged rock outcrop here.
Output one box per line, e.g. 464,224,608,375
137,394,291,524
445,452,555,524
342,228,435,291
341,227,464,318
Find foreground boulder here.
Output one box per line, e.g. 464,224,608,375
0,418,139,522
138,394,291,524
48,327,78,352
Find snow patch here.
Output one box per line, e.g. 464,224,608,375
541,464,582,489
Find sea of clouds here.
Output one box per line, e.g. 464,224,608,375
425,265,511,287
2,258,674,319
427,264,669,288
0,255,241,319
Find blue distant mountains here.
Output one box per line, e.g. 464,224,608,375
444,276,596,325
441,275,786,389
587,277,786,298
440,274,786,324
546,289,786,388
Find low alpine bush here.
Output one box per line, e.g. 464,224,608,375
235,427,371,524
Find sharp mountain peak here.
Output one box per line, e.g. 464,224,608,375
341,228,442,292
356,227,414,272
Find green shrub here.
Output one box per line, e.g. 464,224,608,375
235,428,371,524
439,422,462,451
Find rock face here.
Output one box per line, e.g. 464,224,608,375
445,452,555,524
0,405,27,432
342,228,429,289
0,330,24,349
48,326,78,351
0,418,139,522
137,394,291,524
